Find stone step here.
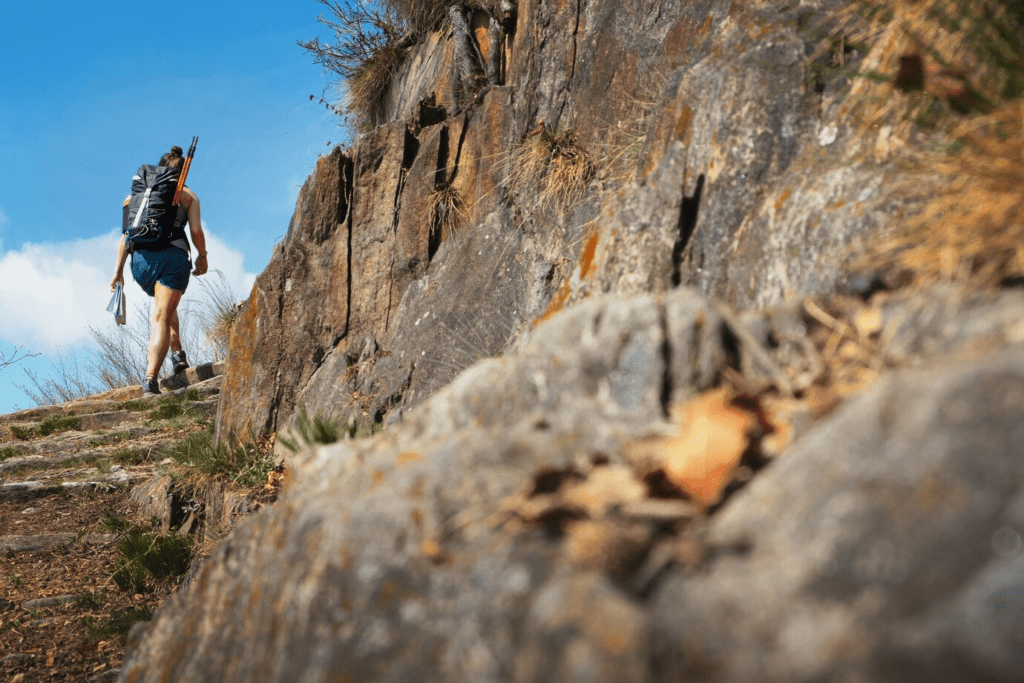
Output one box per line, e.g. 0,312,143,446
0,533,116,555
159,361,226,391
0,452,105,477
0,473,150,503
0,360,225,425
22,594,77,610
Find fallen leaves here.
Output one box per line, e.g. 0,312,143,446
630,388,761,507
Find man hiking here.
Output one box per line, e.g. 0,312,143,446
110,144,209,396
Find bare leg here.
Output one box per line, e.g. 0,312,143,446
168,309,182,354
147,283,184,378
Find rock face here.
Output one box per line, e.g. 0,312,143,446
126,0,1024,681
216,0,886,442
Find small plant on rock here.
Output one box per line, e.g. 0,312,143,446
279,405,344,453
506,124,595,212
172,427,275,488
299,0,417,130
427,180,467,243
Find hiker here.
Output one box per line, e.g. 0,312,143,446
109,145,209,396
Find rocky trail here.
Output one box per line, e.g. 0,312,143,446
0,363,278,682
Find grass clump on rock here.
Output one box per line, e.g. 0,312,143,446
506,124,595,212
279,405,345,453
7,414,80,440
426,180,467,243
299,0,441,130
171,427,275,489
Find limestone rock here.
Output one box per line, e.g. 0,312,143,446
123,286,1024,681
650,343,1024,682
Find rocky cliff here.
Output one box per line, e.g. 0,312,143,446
124,1,1024,681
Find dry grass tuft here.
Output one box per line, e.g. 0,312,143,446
426,181,467,242
348,45,405,129
820,0,1023,158
386,0,447,35
591,69,667,186
506,125,595,211
864,102,1024,287
824,1,1024,288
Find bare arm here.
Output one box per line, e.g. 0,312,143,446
184,188,208,276
111,227,129,292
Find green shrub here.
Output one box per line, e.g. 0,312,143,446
75,589,106,610
83,606,153,641
148,395,193,421
9,425,34,440
99,515,132,533
35,414,80,436
112,530,193,592
112,447,148,466
0,446,20,461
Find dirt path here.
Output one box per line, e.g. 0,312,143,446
0,367,278,682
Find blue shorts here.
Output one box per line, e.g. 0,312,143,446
131,247,191,296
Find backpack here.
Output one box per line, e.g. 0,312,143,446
124,164,181,250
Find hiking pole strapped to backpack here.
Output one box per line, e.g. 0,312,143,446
172,136,198,206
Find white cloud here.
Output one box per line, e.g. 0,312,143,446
0,226,257,352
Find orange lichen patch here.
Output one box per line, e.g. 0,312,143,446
774,187,792,213
227,286,260,367
471,10,491,58
537,279,572,325
746,21,773,41
579,230,600,278
661,388,758,506
701,15,712,37
664,15,703,55
913,474,969,512
371,469,386,489
396,451,423,467
420,539,444,560
674,105,695,145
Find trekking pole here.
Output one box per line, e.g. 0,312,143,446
172,136,198,206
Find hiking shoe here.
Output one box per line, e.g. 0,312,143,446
142,377,161,396
170,350,189,375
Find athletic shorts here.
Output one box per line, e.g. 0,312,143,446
130,247,191,296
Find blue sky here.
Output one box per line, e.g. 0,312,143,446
0,1,349,412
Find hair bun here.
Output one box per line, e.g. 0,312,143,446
170,145,184,157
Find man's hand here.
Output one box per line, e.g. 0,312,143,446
110,272,124,292
193,253,208,276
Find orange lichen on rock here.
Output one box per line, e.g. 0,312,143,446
396,451,423,467
774,187,792,213
579,230,600,278
538,279,572,325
